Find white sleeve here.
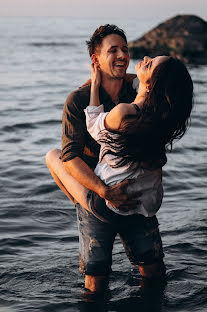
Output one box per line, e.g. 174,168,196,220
132,77,139,92
84,105,109,141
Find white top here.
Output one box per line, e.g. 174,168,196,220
84,105,163,217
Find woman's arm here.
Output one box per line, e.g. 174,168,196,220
84,63,106,141
104,102,137,131
89,63,101,107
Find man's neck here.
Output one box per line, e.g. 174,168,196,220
101,76,124,104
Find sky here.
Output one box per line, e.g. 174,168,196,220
0,0,207,22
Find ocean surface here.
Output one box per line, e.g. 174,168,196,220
0,17,206,312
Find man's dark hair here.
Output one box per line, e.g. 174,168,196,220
86,24,127,57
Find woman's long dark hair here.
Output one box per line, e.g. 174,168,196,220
98,57,194,168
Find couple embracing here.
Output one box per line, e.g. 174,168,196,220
46,24,193,293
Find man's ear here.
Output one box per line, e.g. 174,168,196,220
91,54,99,65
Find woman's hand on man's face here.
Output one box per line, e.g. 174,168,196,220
90,63,101,88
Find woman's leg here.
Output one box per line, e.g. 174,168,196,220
45,148,89,210
46,149,110,293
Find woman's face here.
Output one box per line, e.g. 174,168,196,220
135,56,169,85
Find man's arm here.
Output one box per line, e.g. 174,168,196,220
63,157,139,209
63,157,105,197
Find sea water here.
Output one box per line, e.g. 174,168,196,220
0,17,207,312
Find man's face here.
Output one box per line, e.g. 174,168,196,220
95,34,129,80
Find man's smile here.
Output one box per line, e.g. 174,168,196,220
113,61,127,68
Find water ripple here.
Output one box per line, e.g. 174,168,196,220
31,210,70,224
1,16,207,312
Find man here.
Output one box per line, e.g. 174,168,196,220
46,24,165,293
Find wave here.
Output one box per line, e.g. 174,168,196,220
29,42,77,47
1,119,60,132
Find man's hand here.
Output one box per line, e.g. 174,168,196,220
101,179,142,212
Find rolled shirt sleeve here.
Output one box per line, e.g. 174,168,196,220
84,105,109,142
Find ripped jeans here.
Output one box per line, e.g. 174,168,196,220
76,193,164,276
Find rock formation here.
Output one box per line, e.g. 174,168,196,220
128,15,207,64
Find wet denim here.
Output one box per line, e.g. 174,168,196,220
76,193,164,276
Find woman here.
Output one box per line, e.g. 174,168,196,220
46,56,193,218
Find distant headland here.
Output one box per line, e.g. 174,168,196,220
129,15,207,64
